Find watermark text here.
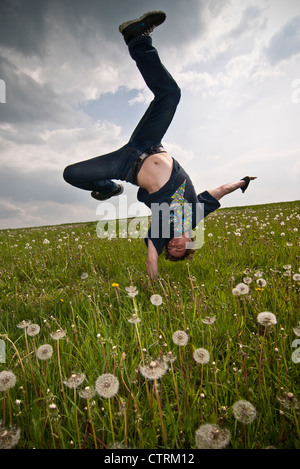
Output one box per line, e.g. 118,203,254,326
291,79,300,104
0,79,6,103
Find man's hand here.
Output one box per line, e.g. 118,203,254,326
147,258,158,280
147,239,158,280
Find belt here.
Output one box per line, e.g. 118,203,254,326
131,145,166,185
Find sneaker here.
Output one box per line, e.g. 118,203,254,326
119,11,166,45
91,184,124,201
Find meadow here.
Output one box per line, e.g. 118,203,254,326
0,200,299,450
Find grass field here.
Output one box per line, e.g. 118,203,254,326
0,200,299,449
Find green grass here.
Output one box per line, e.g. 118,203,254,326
0,200,299,449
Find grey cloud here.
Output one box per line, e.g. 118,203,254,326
0,0,211,132
0,56,73,128
0,166,86,205
0,0,49,56
0,200,24,219
225,5,267,39
265,15,300,64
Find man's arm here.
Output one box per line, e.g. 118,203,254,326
147,239,158,280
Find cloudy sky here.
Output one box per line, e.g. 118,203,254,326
0,0,299,230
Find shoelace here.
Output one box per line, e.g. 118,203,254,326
142,25,155,36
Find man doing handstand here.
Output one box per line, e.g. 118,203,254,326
63,11,256,279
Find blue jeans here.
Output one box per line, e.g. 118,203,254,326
63,36,181,195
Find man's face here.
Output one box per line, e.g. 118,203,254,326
167,235,191,258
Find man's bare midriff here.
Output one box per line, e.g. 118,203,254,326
137,152,173,194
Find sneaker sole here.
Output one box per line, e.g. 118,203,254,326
91,184,124,201
119,10,166,34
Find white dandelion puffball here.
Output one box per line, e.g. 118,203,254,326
125,286,139,297
36,344,53,360
16,320,31,329
233,283,249,295
63,373,86,389
0,423,21,449
172,330,189,346
127,314,141,324
193,348,210,364
150,294,163,306
195,423,231,449
95,373,119,398
232,400,257,424
256,278,267,287
26,324,40,337
202,316,216,325
50,329,66,340
0,370,17,391
140,360,168,380
257,312,277,326
79,386,96,400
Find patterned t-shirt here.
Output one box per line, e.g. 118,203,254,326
137,158,220,256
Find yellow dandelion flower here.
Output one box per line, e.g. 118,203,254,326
111,283,119,288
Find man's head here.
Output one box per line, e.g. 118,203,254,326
163,234,195,262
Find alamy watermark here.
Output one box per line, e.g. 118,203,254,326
0,79,6,103
291,79,300,104
0,339,5,363
95,195,205,250
292,339,300,364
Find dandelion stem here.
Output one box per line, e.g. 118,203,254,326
87,398,97,449
56,340,67,408
73,387,81,449
292,407,300,441
258,326,267,403
24,328,39,399
170,361,181,425
154,379,167,447
108,398,115,444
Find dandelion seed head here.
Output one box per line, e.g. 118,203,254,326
63,373,86,389
150,294,163,306
17,320,31,329
0,423,21,449
257,312,277,326
95,373,119,398
0,371,17,391
256,278,267,287
232,400,257,424
292,273,300,281
127,314,141,324
163,351,177,363
202,316,216,325
125,286,139,297
79,386,96,400
195,423,231,449
50,329,66,340
233,283,250,295
193,348,210,364
172,330,188,346
36,344,53,360
243,277,252,284
278,391,299,409
254,270,264,278
80,272,88,280
26,324,40,337
139,359,168,380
